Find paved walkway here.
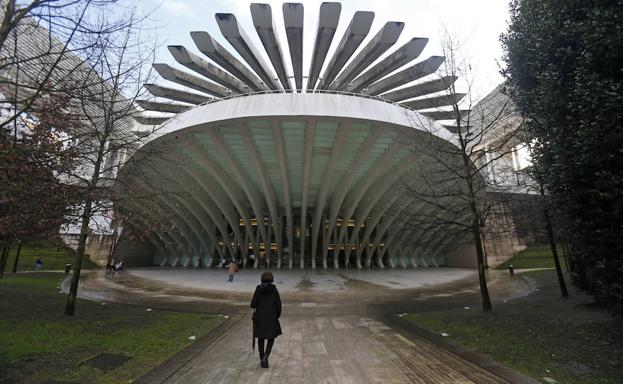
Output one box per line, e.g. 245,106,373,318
77,269,537,384
154,313,510,384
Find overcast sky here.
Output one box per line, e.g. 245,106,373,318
140,0,510,100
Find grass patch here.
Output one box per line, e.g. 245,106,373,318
0,273,223,384
403,270,623,384
497,244,566,269
4,243,97,272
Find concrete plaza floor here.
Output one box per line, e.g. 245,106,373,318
127,267,476,293
73,268,538,384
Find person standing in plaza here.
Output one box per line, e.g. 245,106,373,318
227,260,237,282
251,271,282,368
34,256,43,271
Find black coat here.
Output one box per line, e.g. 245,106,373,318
251,283,282,339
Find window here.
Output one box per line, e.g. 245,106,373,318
513,144,532,170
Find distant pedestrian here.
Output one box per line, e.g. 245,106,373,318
112,260,124,272
35,256,43,271
251,271,282,368
228,260,237,282
249,253,255,267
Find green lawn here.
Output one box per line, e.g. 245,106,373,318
0,273,224,384
497,244,567,269
403,271,623,384
4,243,97,272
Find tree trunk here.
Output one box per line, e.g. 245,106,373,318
561,241,571,272
65,196,93,316
539,184,568,297
105,229,117,270
65,111,108,315
543,204,569,297
0,242,11,278
11,243,22,273
472,223,493,311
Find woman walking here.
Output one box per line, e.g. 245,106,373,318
227,260,237,282
251,271,282,368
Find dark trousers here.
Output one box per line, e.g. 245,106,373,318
258,338,274,359
228,274,234,282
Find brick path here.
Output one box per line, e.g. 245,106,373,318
156,313,510,384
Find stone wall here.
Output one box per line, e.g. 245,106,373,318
60,232,115,267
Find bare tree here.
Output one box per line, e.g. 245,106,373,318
392,34,525,311
0,1,151,268
49,8,162,315
0,1,136,129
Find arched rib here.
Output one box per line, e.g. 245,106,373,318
329,21,404,91
186,136,258,264
205,128,274,264
368,200,423,267
126,191,203,259
251,4,291,90
369,57,447,97
136,100,191,114
168,45,247,93
282,3,304,91
176,152,246,261
353,194,399,266
172,166,237,259
143,155,234,259
322,126,383,267
144,83,212,105
345,158,413,267
121,212,172,262
215,13,281,90
410,227,439,267
383,224,417,268
389,207,440,268
420,110,468,120
335,142,404,265
131,194,201,258
271,119,295,268
310,122,351,269
123,219,174,266
299,121,316,267
133,116,169,126
238,124,282,266
349,37,428,93
175,143,247,257
306,2,341,91
153,63,229,98
132,175,211,259
319,11,374,90
191,31,267,91
422,211,472,266
401,93,466,110
376,74,458,101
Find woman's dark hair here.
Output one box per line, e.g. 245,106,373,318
261,271,273,283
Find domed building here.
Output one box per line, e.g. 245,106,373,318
111,3,528,270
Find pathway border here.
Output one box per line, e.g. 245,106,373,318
135,313,247,384
383,313,540,384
